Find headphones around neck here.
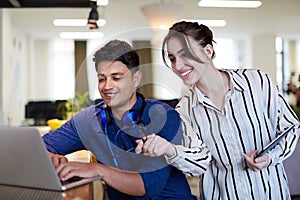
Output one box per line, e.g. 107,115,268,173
99,93,146,129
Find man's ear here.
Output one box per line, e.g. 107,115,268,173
133,70,142,88
204,44,214,58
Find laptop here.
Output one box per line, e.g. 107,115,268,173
0,126,102,191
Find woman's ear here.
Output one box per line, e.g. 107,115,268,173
133,70,142,88
204,44,214,58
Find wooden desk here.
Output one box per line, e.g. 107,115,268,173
63,179,106,200
0,180,106,200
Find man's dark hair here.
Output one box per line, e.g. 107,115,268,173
93,39,140,73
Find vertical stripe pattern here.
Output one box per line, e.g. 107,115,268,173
167,69,300,200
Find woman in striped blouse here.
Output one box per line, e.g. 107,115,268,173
136,21,300,199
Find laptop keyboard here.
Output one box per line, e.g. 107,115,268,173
0,184,63,200
61,176,83,185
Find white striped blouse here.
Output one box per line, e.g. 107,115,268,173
168,69,300,200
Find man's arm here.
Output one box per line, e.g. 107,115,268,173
56,161,146,196
43,119,86,155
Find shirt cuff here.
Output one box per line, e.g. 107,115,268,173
164,144,180,164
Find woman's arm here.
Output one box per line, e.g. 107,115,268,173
136,114,212,176
267,89,300,165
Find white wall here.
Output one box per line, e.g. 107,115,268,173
87,39,103,100
252,33,277,82
34,40,51,100
31,39,75,101
0,9,4,125
0,9,29,126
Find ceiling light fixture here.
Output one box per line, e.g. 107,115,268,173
97,0,109,6
181,19,227,27
53,19,106,27
141,2,183,29
198,0,262,8
53,19,88,26
59,32,104,40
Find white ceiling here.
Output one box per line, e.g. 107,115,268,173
6,0,300,41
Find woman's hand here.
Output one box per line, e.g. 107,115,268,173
135,134,176,157
242,150,270,171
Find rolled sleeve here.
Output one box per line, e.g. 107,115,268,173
139,166,171,199
42,118,85,155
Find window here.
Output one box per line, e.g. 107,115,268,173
49,39,75,100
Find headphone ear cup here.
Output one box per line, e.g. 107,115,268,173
121,93,146,127
100,106,111,127
121,110,141,127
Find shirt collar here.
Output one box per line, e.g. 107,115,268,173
95,92,144,123
221,69,248,92
190,69,248,107
131,92,145,111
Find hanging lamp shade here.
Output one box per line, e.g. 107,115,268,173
141,2,183,29
88,8,98,22
87,1,99,30
88,21,98,30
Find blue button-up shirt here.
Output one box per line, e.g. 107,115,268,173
43,95,196,200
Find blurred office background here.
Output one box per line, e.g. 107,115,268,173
0,0,299,126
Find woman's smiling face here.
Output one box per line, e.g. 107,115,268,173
166,36,208,86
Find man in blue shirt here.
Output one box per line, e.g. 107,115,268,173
43,39,196,200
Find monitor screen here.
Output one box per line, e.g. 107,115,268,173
25,100,66,126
